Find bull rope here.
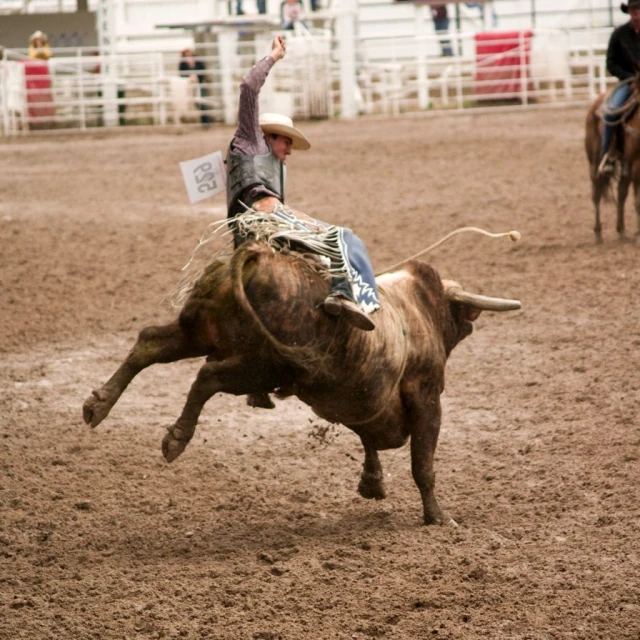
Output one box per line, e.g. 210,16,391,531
376,226,521,276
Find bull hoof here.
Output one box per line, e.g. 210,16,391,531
358,473,386,500
162,429,189,463
82,388,115,428
423,510,458,526
246,392,275,409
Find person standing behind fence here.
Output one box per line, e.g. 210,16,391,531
28,30,52,60
179,48,211,129
598,0,640,176
281,0,306,30
430,4,453,57
236,0,267,15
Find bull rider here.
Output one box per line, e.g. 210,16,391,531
225,35,379,333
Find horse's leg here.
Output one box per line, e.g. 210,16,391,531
632,164,640,237
636,180,640,237
83,322,208,428
591,168,605,243
617,162,632,238
162,356,263,462
357,438,386,500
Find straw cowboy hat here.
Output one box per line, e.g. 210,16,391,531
621,1,640,12
29,30,48,42
259,112,310,151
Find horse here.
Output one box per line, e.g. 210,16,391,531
585,69,640,242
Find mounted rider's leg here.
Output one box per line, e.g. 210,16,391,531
599,82,632,176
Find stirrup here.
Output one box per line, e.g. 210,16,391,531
597,153,615,177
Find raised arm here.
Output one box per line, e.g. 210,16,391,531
232,36,287,152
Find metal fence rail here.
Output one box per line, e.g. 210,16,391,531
0,25,614,136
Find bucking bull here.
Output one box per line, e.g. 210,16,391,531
83,236,521,525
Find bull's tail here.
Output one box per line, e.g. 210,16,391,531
377,227,521,276
230,243,326,373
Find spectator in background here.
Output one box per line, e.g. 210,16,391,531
281,0,306,30
430,4,453,57
91,51,127,127
28,30,52,60
179,47,211,129
236,0,267,15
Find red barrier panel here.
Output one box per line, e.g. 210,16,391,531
22,60,55,124
474,31,533,101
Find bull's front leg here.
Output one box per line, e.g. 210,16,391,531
83,322,207,428
163,356,259,463
357,439,386,500
405,387,452,526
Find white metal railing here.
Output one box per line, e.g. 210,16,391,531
0,26,336,134
0,25,617,136
354,26,615,116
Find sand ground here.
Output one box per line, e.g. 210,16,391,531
1,108,639,640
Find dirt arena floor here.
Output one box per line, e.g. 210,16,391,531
1,107,639,640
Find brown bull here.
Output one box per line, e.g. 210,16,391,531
83,241,520,525
585,76,640,241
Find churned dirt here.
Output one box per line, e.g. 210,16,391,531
1,108,639,640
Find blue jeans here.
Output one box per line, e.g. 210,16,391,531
601,82,631,159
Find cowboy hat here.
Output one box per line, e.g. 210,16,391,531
259,112,310,151
621,1,640,12
29,30,48,41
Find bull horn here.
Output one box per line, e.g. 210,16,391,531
443,280,521,312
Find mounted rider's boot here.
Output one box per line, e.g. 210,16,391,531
598,152,616,177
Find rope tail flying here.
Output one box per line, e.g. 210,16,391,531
376,226,522,277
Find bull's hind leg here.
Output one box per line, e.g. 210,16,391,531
357,440,386,500
162,356,263,462
83,322,207,428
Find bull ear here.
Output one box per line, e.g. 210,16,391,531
465,306,482,322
